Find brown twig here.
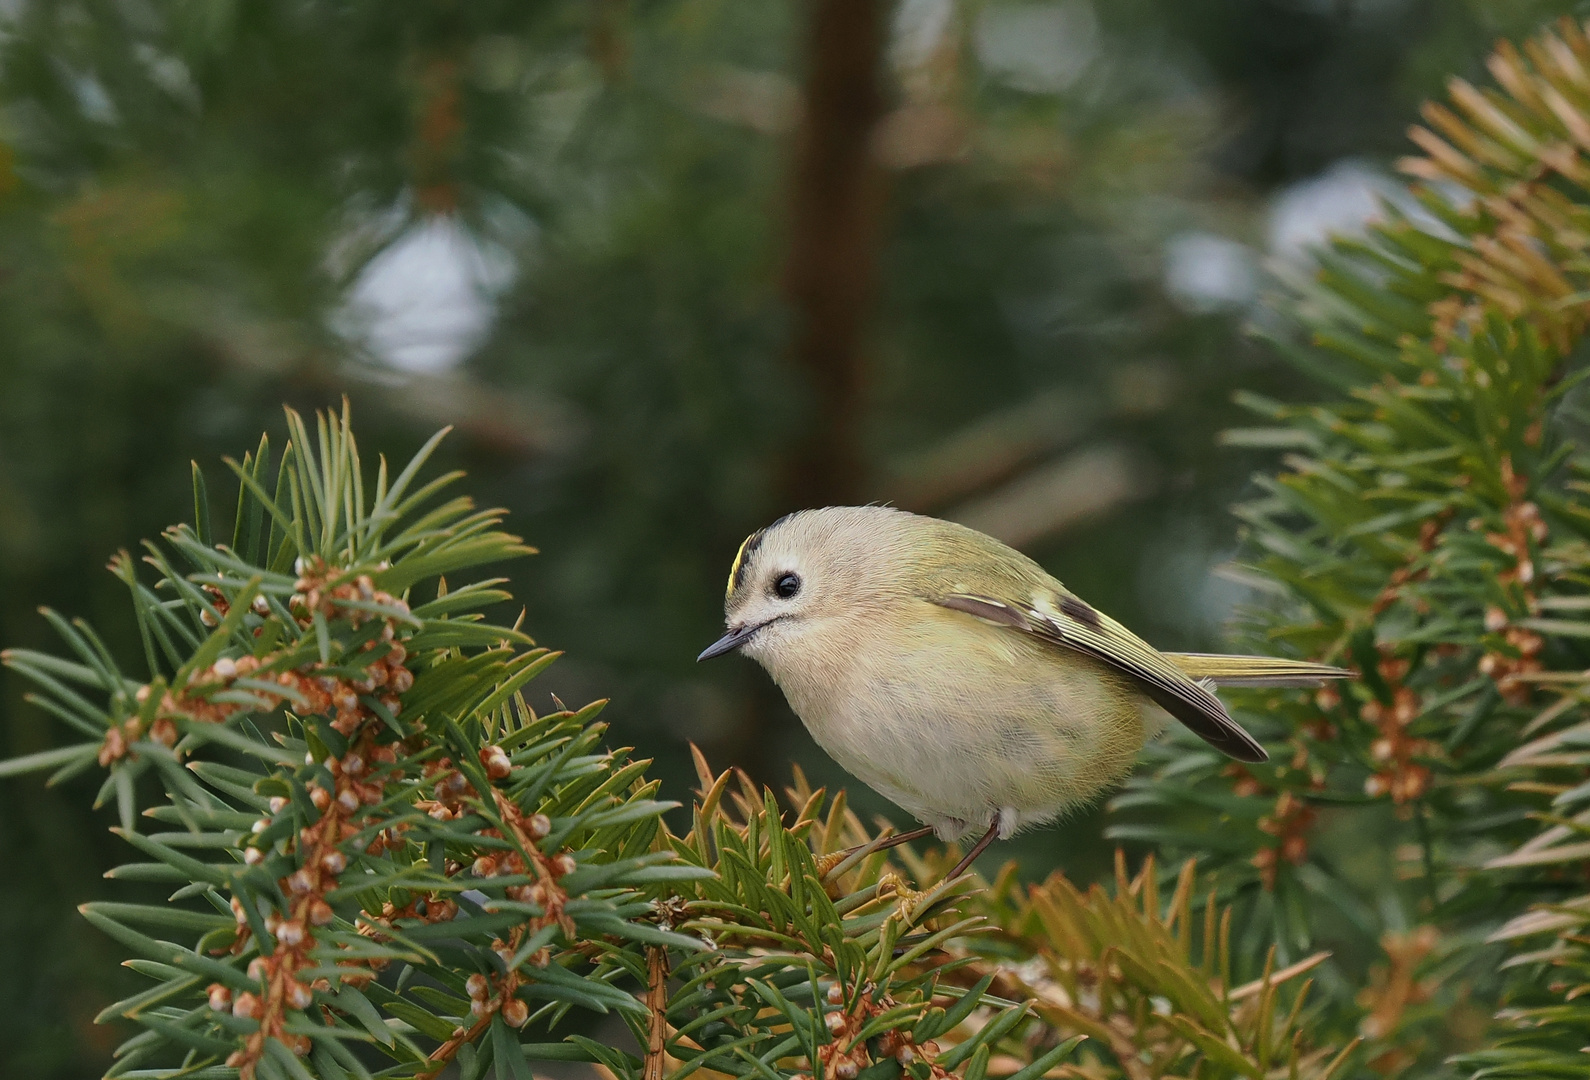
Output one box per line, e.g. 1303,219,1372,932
644,946,670,1080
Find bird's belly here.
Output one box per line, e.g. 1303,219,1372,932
786,645,1148,839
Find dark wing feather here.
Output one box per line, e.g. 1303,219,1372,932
934,592,1269,763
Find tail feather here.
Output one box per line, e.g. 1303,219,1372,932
1164,653,1351,688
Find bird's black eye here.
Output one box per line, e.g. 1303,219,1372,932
773,572,801,599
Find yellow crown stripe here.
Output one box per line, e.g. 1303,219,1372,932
726,530,762,600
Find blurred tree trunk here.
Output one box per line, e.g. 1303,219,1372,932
780,0,890,508
719,0,892,789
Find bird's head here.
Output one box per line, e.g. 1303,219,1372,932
697,506,912,666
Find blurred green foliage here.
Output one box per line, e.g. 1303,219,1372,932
0,1,1585,1076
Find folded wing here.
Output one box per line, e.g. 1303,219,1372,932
1164,653,1350,687
933,591,1298,764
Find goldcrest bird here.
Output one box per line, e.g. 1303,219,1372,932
698,506,1348,871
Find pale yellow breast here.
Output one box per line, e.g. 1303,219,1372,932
762,600,1148,829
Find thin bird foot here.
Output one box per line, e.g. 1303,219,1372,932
816,825,935,880
943,819,1001,882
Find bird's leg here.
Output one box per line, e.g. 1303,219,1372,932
944,819,1001,881
871,825,936,852
817,826,936,880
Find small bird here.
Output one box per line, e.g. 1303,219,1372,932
698,506,1348,874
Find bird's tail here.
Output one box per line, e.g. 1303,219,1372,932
1164,653,1351,688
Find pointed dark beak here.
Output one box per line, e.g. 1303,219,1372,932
697,623,758,661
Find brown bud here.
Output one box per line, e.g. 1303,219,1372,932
321,850,347,874
526,814,552,840
473,856,498,877
277,920,306,947
243,847,264,866
232,992,262,1020
206,983,232,1011
502,997,529,1027
481,746,512,780
308,898,335,926
149,718,178,747
98,728,125,767
551,853,576,877
309,785,332,811
466,973,490,1001
825,1011,846,1033
286,979,313,1010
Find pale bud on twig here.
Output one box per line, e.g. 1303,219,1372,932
286,979,313,1010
